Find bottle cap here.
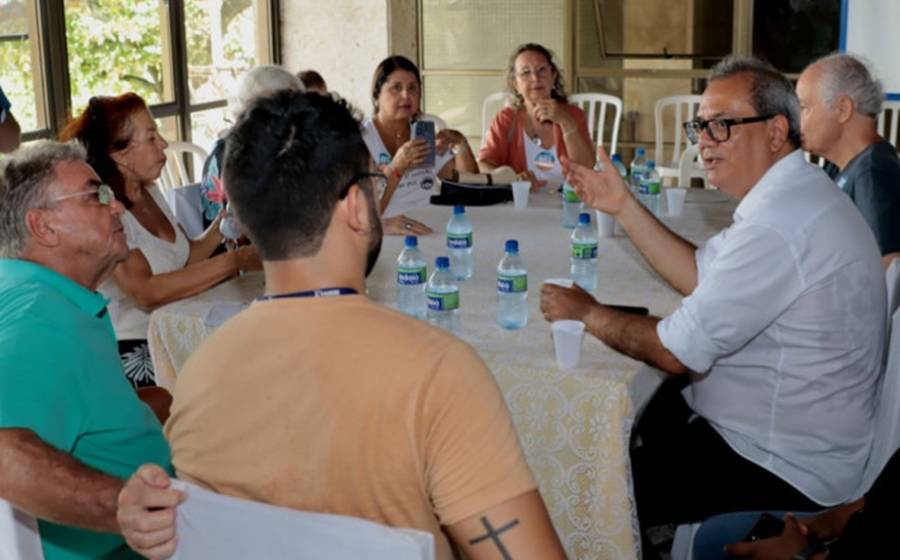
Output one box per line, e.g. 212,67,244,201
636,147,646,156
611,154,622,162
646,160,656,169
436,256,450,269
453,204,465,215
579,212,591,225
505,239,519,253
404,235,418,247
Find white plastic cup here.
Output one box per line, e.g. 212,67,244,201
552,320,585,369
595,210,616,238
666,187,687,216
543,277,574,289
511,181,530,209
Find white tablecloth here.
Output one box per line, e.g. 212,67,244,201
148,187,736,560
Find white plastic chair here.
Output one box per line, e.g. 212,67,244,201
419,112,448,131
877,100,900,150
655,95,702,185
0,498,44,560
672,306,900,560
169,480,434,560
677,143,710,188
568,93,623,155
481,91,510,141
159,142,210,192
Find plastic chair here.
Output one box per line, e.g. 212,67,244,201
419,113,448,131
0,498,44,560
654,95,702,185
677,143,710,188
878,100,900,150
568,93,623,155
159,142,210,192
169,480,434,560
481,92,510,141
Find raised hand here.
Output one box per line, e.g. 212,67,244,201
562,149,631,215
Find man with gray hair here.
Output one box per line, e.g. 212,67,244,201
797,52,900,265
0,141,182,559
541,56,885,556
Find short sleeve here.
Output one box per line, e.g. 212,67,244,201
850,160,900,255
0,318,85,451
658,224,805,372
478,108,513,167
423,340,536,525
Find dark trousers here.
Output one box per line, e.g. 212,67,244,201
631,377,824,558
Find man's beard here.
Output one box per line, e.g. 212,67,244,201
364,190,383,278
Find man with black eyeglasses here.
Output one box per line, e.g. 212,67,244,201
540,56,886,557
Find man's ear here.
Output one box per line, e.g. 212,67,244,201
767,114,791,152
834,94,855,124
339,184,372,236
24,209,61,249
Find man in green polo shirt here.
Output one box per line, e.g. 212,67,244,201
0,141,180,559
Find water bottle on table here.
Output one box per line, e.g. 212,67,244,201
396,235,427,318
561,181,581,229
611,153,628,179
639,160,662,217
496,239,528,330
570,212,598,292
446,205,474,280
427,256,460,334
629,147,648,194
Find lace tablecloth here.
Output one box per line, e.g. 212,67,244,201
149,188,735,560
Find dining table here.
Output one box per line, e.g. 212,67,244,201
148,186,737,560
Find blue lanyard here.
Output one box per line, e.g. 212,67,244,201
256,287,359,301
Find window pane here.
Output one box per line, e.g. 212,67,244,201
0,0,41,132
185,0,258,105
189,106,228,154
423,75,504,150
65,0,173,114
752,0,841,74
422,0,566,71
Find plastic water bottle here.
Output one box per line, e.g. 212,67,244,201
496,239,528,330
611,154,628,179
396,236,427,318
219,203,242,252
561,181,581,229
426,256,460,334
639,160,662,217
570,213,598,292
630,147,648,193
446,205,474,280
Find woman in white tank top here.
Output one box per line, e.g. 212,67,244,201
61,93,262,388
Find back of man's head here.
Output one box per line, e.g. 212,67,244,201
812,53,883,119
0,141,86,258
709,55,802,148
223,90,370,260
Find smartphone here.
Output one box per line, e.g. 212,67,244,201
743,513,785,542
412,120,436,167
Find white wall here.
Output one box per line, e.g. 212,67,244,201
280,0,390,116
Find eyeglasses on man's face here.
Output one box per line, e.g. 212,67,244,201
339,172,388,200
683,114,775,144
48,183,116,206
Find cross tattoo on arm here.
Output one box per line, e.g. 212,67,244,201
468,516,520,560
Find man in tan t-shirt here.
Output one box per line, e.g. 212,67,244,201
124,90,566,560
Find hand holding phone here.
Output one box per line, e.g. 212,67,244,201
411,120,436,167
743,513,785,542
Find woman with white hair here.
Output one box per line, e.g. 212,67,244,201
200,65,304,222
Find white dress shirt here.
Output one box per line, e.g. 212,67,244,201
657,150,887,506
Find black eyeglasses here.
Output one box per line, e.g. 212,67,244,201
339,172,388,199
683,114,775,144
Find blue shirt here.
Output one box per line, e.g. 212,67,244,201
0,259,173,560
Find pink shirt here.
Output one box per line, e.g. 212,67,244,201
478,104,591,174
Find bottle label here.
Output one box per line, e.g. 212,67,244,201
563,186,580,203
571,242,598,260
647,180,661,195
497,273,528,294
427,290,459,311
447,232,473,249
397,266,426,286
